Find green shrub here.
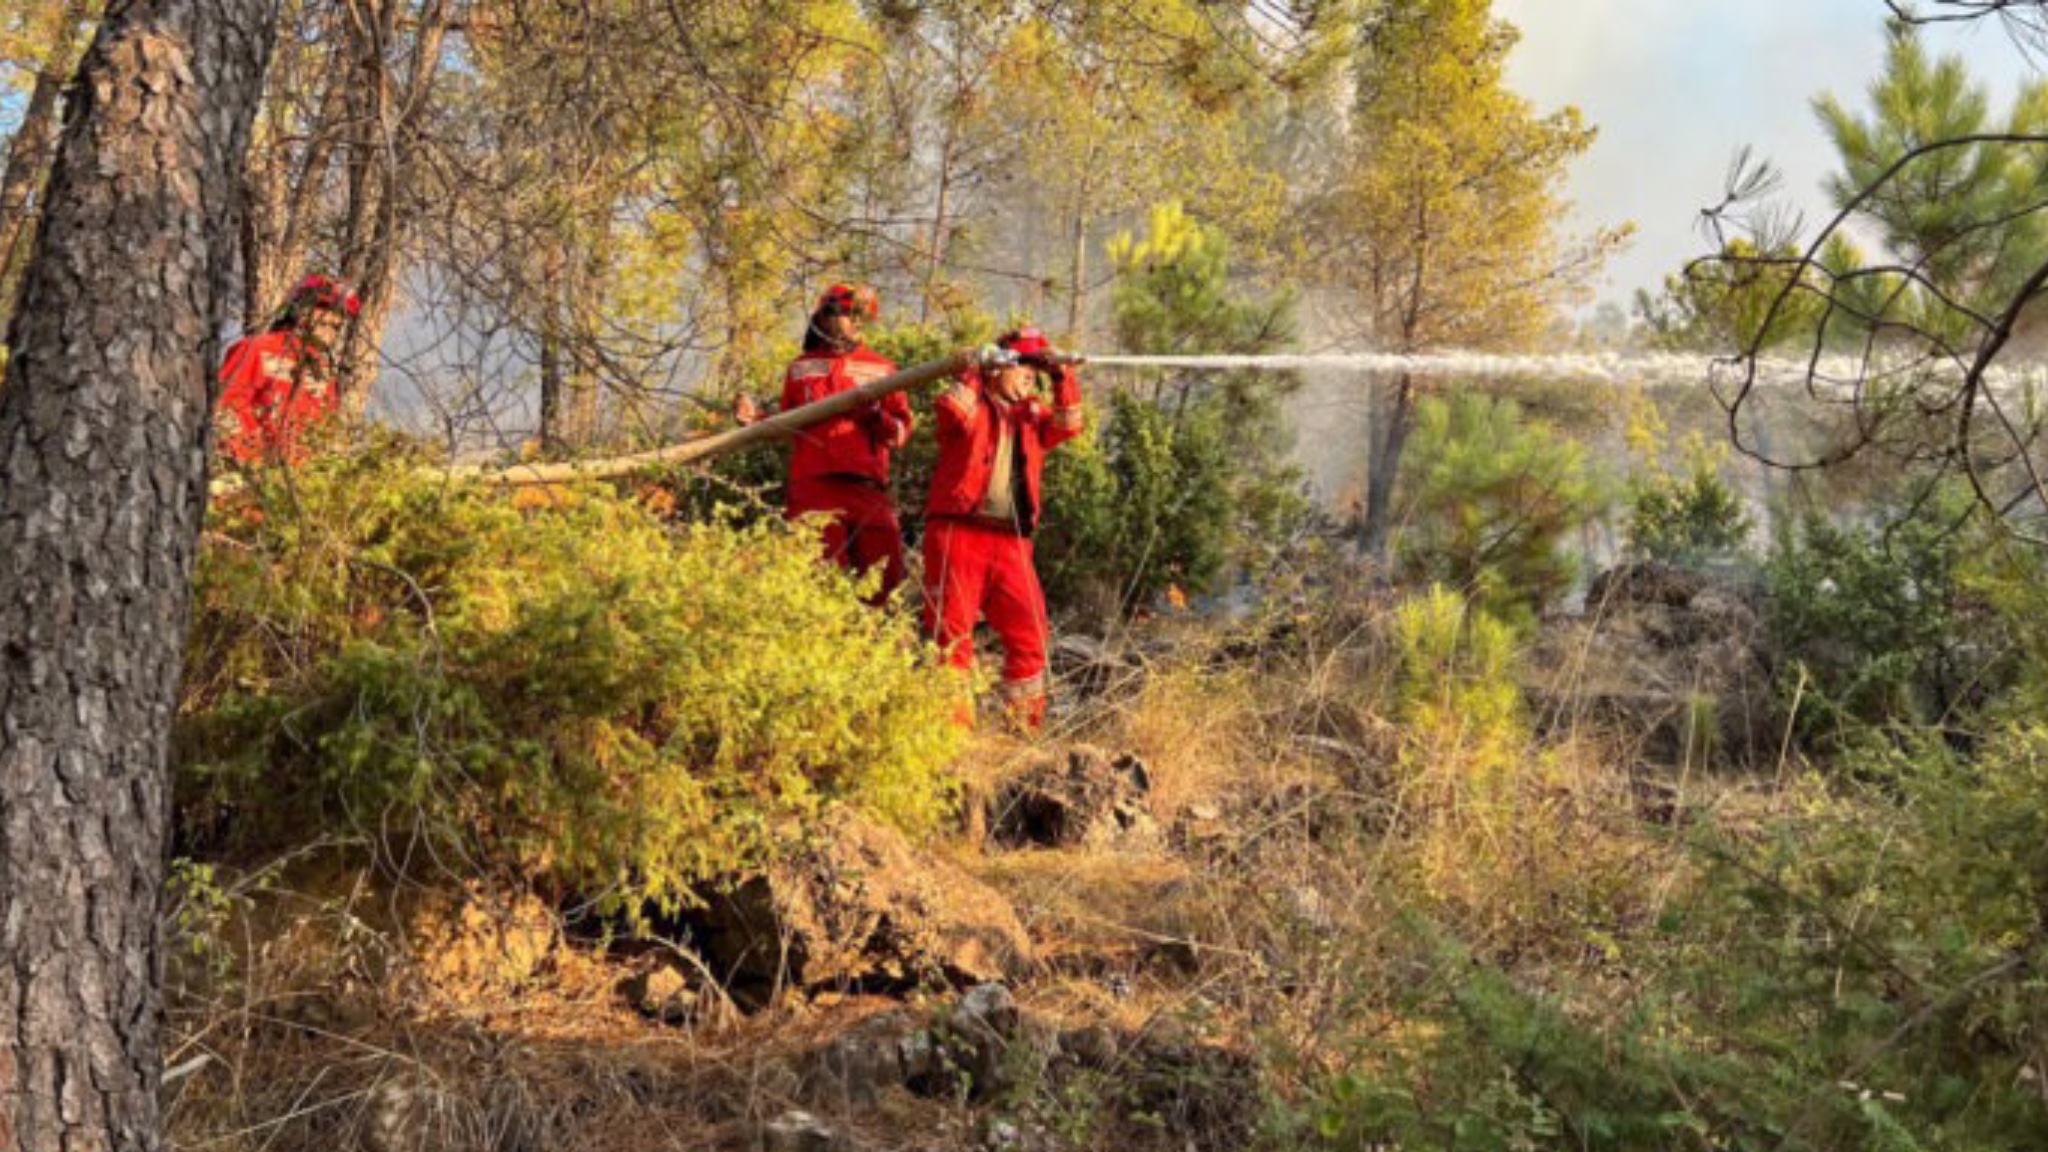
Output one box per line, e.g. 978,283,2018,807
176,450,964,912
1037,390,1246,617
1623,405,1753,566
1287,725,2048,1152
1764,497,2017,743
1394,393,1605,624
1287,920,1765,1152
1035,201,1306,620
1663,725,2048,1149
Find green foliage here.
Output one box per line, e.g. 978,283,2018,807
176,450,963,912
1393,393,1605,624
1628,466,1751,568
1039,390,1241,617
1290,921,1764,1152
1036,202,1306,619
1665,727,2048,1150
1633,237,1838,353
1764,497,2016,742
1623,402,1753,566
1815,22,2048,318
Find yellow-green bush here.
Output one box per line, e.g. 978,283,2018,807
176,450,964,911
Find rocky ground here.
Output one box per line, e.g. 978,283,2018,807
162,561,1773,1152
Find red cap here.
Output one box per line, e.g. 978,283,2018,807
998,326,1051,359
817,283,879,320
291,274,361,317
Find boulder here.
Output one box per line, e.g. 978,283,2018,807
699,810,1033,996
805,984,1045,1108
1532,561,1775,769
989,746,1158,850
617,959,732,1030
807,1011,919,1108
902,982,1054,1102
761,1110,851,1152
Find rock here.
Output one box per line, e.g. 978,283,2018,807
1052,634,1145,698
807,1011,917,1108
956,982,1019,1035
404,884,556,1003
907,982,1029,1102
989,746,1158,850
1534,561,1774,769
762,1110,848,1152
979,1116,1056,1152
1057,1024,1120,1070
618,960,731,1030
897,1025,945,1088
699,810,1034,995
1284,885,1334,933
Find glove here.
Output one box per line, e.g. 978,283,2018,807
976,344,1020,369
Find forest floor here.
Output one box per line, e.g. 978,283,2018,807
161,562,1772,1152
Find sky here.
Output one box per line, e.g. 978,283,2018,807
1494,0,2039,308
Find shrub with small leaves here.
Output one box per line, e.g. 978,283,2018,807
177,449,964,913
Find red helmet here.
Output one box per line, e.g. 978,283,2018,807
998,326,1051,359
289,273,361,317
817,283,879,320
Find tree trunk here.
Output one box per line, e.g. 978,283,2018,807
334,0,448,423
245,15,351,326
1358,371,1415,559
0,0,91,302
1064,191,1089,342
538,321,566,453
0,0,275,1147
921,126,956,325
0,67,65,304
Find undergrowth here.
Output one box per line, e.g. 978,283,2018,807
176,448,963,913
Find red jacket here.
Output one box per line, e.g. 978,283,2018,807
781,345,912,485
215,328,339,465
925,364,1085,532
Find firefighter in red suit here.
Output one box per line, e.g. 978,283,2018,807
738,284,914,603
922,326,1085,729
215,274,358,466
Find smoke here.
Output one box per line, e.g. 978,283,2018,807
1081,348,2046,524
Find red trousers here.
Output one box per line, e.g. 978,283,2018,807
922,518,1050,725
787,476,905,604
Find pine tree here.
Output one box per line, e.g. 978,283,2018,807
1317,0,1622,556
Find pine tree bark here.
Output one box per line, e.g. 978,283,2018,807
0,69,65,302
0,0,92,304
0,0,276,1146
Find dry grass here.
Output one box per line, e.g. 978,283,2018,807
162,583,1740,1152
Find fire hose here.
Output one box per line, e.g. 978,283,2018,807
451,345,1081,487
210,345,1078,494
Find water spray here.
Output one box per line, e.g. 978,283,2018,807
1081,350,2046,392
438,345,2041,488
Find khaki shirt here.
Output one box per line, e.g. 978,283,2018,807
978,405,1019,522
